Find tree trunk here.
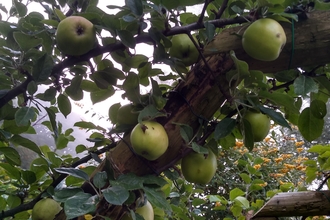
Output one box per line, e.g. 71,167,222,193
55,10,330,219
252,190,330,218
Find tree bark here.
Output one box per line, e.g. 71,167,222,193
252,190,330,218
55,10,330,219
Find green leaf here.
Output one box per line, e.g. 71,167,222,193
229,50,250,80
229,188,245,201
64,192,98,219
66,75,83,101
10,135,41,154
55,167,89,181
112,174,144,190
15,107,36,126
144,186,171,211
90,87,115,104
258,105,291,128
138,104,166,122
43,87,57,101
45,107,58,137
13,32,42,51
102,185,130,205
242,118,254,151
259,90,299,114
125,0,143,16
0,147,21,166
93,171,108,189
32,54,53,82
91,70,117,89
178,124,193,143
294,75,318,96
191,142,209,154
204,21,215,42
0,163,21,179
234,196,250,209
13,1,27,16
21,170,36,184
58,94,71,118
239,173,251,184
298,107,324,142
214,118,236,140
125,55,148,68
54,188,83,203
310,99,327,119
117,30,136,49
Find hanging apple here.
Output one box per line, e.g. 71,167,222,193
116,104,139,126
242,18,286,61
169,34,200,66
243,111,270,142
32,198,62,220
130,121,169,161
181,148,217,184
55,16,96,56
122,200,154,220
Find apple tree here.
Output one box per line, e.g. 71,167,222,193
1,0,330,219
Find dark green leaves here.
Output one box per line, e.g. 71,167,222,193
214,118,236,140
125,0,143,16
294,75,318,97
55,167,89,181
15,107,35,126
13,32,42,51
57,94,71,118
32,54,53,82
102,186,130,205
298,107,324,142
64,192,98,219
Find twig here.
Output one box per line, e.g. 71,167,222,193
216,0,229,19
197,0,214,24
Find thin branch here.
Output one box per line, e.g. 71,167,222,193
197,0,214,24
215,0,229,19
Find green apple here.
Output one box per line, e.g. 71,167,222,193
242,18,286,61
130,121,169,161
117,104,139,126
181,148,217,184
169,34,199,66
243,111,270,142
122,200,154,220
32,198,62,220
56,16,96,56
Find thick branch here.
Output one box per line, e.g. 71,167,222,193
252,191,330,218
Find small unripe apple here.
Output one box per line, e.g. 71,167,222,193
243,111,270,142
117,104,139,126
242,18,286,61
56,16,96,56
181,148,217,184
122,200,154,220
130,121,169,161
32,198,62,220
169,34,199,66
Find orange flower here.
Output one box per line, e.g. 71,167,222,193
262,157,271,163
253,164,261,170
274,158,283,163
295,141,304,147
236,141,244,148
280,168,289,173
296,148,304,153
215,202,221,207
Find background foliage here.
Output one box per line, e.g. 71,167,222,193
1,0,330,219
